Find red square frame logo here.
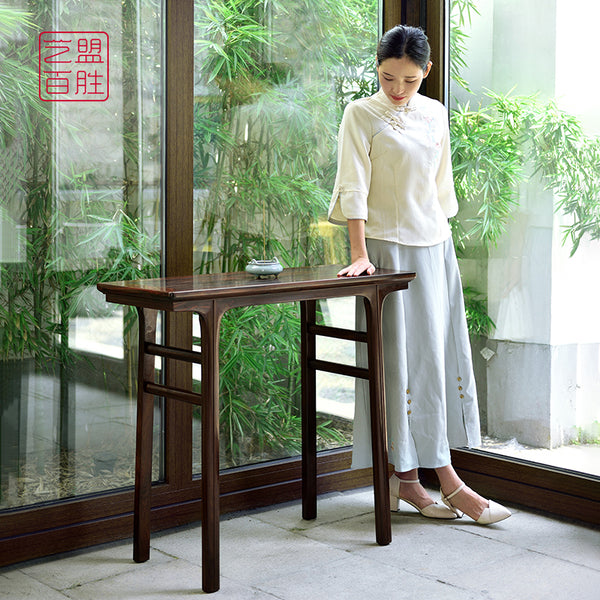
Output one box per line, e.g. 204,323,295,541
39,31,110,102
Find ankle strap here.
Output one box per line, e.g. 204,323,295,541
444,483,465,501
395,477,420,484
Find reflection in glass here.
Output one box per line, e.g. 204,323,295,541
0,1,163,509
191,0,378,471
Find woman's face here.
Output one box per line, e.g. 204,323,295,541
377,56,432,106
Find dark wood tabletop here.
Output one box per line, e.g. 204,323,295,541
97,265,417,311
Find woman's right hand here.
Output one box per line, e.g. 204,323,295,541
339,219,375,277
337,257,376,277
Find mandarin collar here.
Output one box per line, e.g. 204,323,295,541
374,89,421,112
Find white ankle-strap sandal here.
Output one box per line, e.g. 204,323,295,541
440,483,511,524
389,475,457,519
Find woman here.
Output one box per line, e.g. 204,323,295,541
328,25,510,524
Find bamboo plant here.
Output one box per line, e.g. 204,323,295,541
192,0,377,465
449,0,600,336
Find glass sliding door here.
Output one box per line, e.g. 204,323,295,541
0,0,163,510
449,0,600,477
191,0,379,471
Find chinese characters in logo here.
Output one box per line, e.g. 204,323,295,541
39,32,109,102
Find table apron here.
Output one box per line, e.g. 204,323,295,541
128,282,409,314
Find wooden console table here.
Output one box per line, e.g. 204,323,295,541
97,265,416,593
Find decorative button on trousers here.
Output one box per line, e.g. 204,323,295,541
352,237,481,472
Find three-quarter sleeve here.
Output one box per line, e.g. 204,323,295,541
328,102,372,225
435,110,458,218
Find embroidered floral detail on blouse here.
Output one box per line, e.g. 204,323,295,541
385,105,416,132
423,114,442,150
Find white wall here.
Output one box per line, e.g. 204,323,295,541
555,0,600,134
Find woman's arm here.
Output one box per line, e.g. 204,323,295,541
337,218,376,277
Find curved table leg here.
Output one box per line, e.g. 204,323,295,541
134,307,158,563
363,291,392,546
301,300,317,520
198,303,222,593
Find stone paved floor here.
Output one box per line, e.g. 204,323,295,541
1,487,599,599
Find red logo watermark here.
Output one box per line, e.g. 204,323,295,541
39,31,109,102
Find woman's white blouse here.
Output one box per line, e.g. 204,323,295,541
328,89,457,247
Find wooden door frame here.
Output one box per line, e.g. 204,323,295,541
383,0,448,104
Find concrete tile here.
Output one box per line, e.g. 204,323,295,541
251,488,375,531
268,509,384,552
220,517,350,587
152,516,350,587
459,508,600,571
150,523,205,563
0,570,70,599
442,549,600,600
61,558,203,599
18,540,171,591
258,554,482,600
61,557,277,600
217,577,292,599
389,522,523,581
298,511,523,582
293,506,441,551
